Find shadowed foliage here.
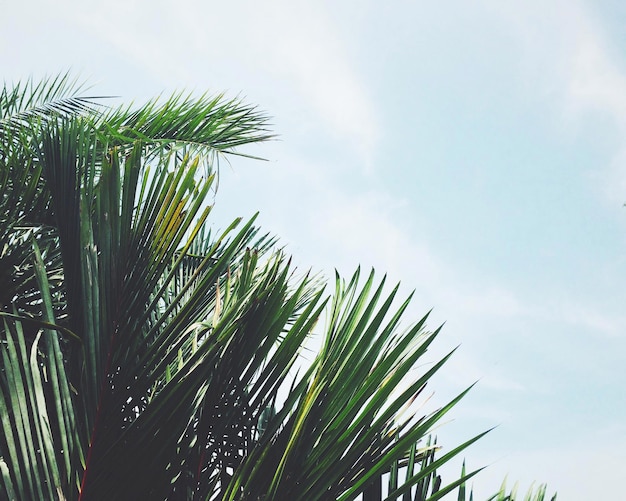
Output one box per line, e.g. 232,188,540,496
0,75,554,500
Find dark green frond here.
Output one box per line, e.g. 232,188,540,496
0,74,553,501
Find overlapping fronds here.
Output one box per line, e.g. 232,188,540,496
0,73,97,129
220,269,484,501
0,75,542,501
484,479,557,501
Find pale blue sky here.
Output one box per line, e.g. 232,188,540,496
4,1,626,498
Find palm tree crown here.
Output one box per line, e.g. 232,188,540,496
0,75,554,501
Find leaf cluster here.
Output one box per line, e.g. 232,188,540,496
0,75,555,501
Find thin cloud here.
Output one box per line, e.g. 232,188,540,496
61,0,379,168
305,185,529,326
488,0,626,203
259,2,379,166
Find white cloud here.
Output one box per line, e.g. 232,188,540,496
257,3,379,166
306,184,530,340
58,0,379,167
563,10,626,125
307,189,438,282
484,0,626,204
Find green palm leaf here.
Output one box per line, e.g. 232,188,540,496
0,74,554,501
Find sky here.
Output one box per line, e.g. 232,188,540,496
4,1,626,498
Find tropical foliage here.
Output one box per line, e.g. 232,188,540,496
0,75,554,500
370,447,557,501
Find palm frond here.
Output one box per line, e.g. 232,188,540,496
0,74,554,501
220,270,483,501
0,72,95,121
101,91,275,158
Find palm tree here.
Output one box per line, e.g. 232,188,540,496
0,75,552,501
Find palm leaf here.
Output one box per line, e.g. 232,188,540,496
0,74,554,501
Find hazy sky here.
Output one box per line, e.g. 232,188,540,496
4,1,626,498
